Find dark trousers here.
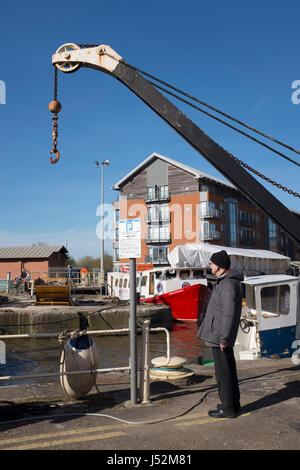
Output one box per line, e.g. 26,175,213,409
212,346,240,413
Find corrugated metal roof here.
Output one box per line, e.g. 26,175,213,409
0,245,68,260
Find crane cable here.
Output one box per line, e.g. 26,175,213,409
121,60,300,165
120,60,300,197
74,45,300,197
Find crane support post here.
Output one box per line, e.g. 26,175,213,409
52,44,300,246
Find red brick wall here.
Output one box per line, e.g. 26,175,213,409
0,259,49,280
0,261,22,279
23,260,49,278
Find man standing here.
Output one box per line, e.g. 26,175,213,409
198,250,243,418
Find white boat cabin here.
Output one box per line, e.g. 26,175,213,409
107,267,209,300
235,275,300,360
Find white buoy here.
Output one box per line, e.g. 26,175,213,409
60,335,99,399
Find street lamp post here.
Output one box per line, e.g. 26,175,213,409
95,159,109,289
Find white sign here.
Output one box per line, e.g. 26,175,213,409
119,218,141,259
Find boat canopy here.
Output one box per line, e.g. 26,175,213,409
168,243,290,276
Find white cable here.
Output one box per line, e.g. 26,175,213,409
0,371,299,427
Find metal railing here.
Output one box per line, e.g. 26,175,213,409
199,208,220,218
0,269,104,294
199,229,221,241
0,322,171,404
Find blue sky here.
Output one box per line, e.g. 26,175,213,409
1,0,300,259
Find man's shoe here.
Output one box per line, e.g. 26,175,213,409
217,403,241,413
208,409,238,419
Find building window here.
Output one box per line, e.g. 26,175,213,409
148,204,169,222
229,201,237,247
268,219,277,251
115,209,120,222
147,185,169,201
159,185,168,199
148,246,169,263
199,201,219,218
199,221,220,240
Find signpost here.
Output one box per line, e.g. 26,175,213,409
119,219,141,404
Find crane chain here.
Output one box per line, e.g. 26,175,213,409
228,154,300,198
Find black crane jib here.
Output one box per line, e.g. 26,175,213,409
52,44,300,247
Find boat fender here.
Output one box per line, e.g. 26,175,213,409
60,334,99,399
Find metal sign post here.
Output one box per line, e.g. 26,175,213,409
129,257,137,405
119,218,141,405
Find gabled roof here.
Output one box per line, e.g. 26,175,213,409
0,245,68,260
112,152,236,190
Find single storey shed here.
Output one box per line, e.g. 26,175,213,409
0,245,68,280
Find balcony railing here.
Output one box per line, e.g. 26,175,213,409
240,236,257,247
199,229,221,241
144,192,170,203
145,214,171,224
199,208,220,219
145,255,169,264
145,235,171,244
239,216,257,228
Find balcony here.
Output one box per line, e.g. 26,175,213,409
240,215,257,228
145,255,169,265
199,229,221,241
240,236,257,247
146,214,171,224
145,235,172,244
144,191,170,203
199,208,220,219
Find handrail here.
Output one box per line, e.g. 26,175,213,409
0,325,171,383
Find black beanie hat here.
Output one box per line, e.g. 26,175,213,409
210,250,231,270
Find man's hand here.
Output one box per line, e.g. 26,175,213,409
220,343,227,351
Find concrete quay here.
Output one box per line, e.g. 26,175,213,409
0,294,172,331
0,357,299,451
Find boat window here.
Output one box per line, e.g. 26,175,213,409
123,279,127,288
193,269,204,279
155,271,162,280
245,285,255,309
261,284,290,316
165,270,176,279
119,279,123,288
115,278,118,287
279,285,290,314
180,270,190,279
141,276,148,287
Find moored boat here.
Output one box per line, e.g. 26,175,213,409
141,283,211,322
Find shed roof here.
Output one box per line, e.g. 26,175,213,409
0,245,68,260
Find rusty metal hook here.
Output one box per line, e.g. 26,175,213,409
49,149,60,164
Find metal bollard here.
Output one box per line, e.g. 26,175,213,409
139,319,151,404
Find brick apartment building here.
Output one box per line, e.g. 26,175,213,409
111,153,300,271
0,245,69,280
